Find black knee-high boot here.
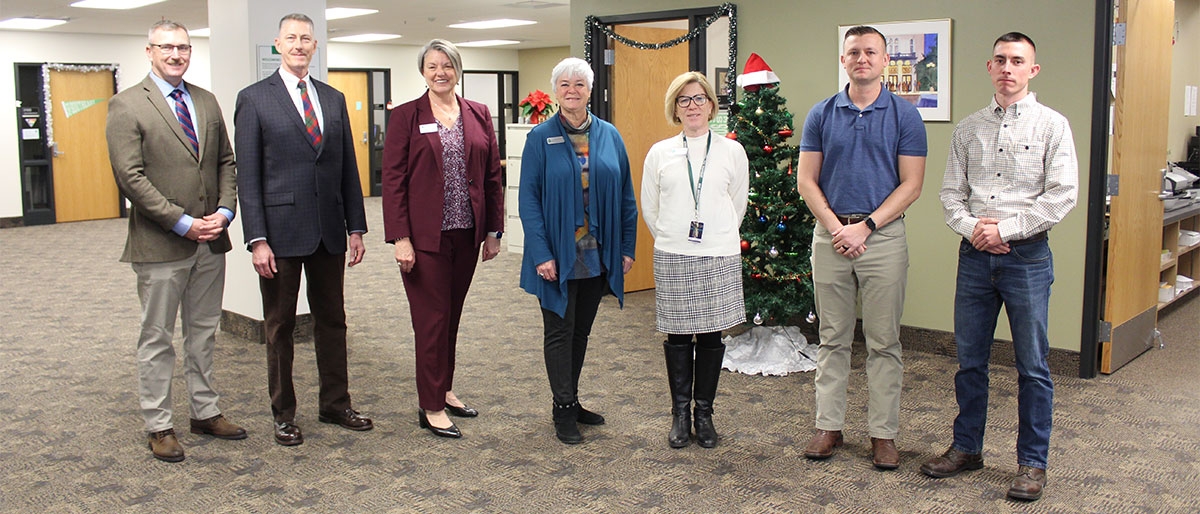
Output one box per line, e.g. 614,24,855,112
693,333,725,448
663,337,695,448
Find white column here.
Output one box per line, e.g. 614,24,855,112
209,0,327,325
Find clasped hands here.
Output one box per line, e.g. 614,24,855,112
185,212,229,242
831,221,870,259
971,218,1010,255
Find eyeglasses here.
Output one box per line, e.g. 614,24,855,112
150,44,192,55
675,95,710,108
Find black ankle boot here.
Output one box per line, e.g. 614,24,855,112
693,344,725,448
552,401,583,444
663,340,694,448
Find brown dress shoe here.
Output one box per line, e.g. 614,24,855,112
318,408,374,431
871,438,899,470
190,414,248,440
1007,465,1047,501
920,446,984,478
148,428,184,462
803,429,843,460
274,421,303,446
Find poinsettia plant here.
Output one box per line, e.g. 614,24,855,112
519,89,555,124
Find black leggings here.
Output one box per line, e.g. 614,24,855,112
667,332,724,348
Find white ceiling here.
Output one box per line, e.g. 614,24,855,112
0,0,571,49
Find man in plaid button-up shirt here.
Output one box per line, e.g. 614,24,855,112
922,32,1078,503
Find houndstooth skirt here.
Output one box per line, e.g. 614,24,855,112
653,249,745,334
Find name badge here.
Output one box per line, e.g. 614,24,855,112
547,136,565,145
688,220,705,243
671,147,688,156
419,123,437,134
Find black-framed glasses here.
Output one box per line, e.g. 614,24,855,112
150,44,192,55
675,94,710,108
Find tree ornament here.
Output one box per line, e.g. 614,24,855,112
759,216,768,223
768,246,780,258
753,313,764,325
755,107,764,115
776,222,787,231
725,131,738,140
778,129,793,137
806,311,817,324
740,240,750,251
763,145,773,153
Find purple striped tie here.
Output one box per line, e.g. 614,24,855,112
169,89,199,154
298,79,322,146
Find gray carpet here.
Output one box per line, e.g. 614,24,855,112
1,196,1197,513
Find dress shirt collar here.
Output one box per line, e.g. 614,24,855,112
277,67,311,90
148,72,188,100
991,91,1039,118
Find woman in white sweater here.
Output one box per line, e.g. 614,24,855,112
641,71,749,449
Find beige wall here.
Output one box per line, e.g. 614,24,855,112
1170,0,1200,161
571,0,1097,351
517,46,571,112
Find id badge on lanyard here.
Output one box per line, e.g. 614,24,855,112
684,131,712,243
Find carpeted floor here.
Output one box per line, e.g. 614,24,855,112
1,196,1197,513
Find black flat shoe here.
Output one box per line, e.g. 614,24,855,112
445,403,478,418
418,410,462,438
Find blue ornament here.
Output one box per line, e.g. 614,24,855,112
776,222,787,231
759,216,768,223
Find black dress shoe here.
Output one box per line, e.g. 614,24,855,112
445,403,479,418
274,421,303,446
418,410,462,438
577,405,605,425
318,408,374,431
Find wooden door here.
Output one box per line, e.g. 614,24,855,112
1102,0,1173,373
328,71,371,197
611,25,690,292
48,69,118,222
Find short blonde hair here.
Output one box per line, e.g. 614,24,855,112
664,71,718,126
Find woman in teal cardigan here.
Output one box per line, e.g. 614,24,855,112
518,57,638,445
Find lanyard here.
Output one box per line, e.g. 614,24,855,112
683,130,712,214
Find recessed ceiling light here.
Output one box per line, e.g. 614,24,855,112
189,28,210,37
455,40,521,47
0,17,69,30
326,7,379,20
70,0,166,9
448,19,536,30
330,33,401,43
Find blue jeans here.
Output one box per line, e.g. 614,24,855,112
951,239,1054,469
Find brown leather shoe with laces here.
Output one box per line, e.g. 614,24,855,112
871,438,899,470
920,446,983,478
148,428,184,462
803,429,843,460
190,414,248,440
1007,465,1047,501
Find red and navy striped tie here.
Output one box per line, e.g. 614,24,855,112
169,89,199,154
298,79,322,146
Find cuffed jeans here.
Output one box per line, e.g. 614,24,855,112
952,239,1054,469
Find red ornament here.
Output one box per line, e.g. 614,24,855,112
778,129,794,137
725,131,738,140
740,240,750,251
788,163,793,175
763,145,774,153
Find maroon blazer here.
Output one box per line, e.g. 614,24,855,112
382,91,504,251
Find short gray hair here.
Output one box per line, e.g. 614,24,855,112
279,13,314,31
148,20,188,41
550,57,593,91
418,39,463,82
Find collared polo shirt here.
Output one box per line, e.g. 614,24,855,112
799,86,927,214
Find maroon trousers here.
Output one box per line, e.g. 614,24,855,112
401,228,479,411
261,243,352,422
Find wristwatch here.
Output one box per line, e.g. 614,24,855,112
488,231,503,240
864,217,877,232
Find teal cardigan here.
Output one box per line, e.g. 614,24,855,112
518,113,638,317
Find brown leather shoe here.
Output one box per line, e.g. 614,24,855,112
920,446,984,478
871,438,899,470
190,414,248,440
1007,465,1047,501
148,429,184,462
318,408,374,431
803,429,843,460
274,421,303,446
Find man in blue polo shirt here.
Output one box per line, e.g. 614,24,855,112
795,25,927,470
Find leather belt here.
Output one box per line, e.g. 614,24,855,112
835,214,870,225
963,231,1048,247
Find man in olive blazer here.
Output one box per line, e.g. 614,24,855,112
107,20,245,463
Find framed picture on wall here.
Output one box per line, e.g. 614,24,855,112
714,67,731,106
837,19,952,121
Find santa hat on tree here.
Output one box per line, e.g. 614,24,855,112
736,53,780,91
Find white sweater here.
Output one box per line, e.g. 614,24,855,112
641,131,749,257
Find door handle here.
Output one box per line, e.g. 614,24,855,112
362,131,368,144
51,143,63,157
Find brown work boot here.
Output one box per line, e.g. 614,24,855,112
190,414,248,440
1007,465,1047,501
803,429,843,460
920,446,984,478
148,428,184,462
871,438,899,470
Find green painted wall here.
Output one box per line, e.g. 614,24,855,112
571,0,1097,352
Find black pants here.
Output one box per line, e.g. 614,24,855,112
541,275,608,405
667,332,724,349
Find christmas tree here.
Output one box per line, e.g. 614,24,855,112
728,54,815,326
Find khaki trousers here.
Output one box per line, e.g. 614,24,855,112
810,218,907,439
132,245,226,432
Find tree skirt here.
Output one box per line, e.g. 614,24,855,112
722,326,817,376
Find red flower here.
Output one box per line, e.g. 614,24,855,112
519,90,555,123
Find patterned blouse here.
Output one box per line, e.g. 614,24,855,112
438,115,474,231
